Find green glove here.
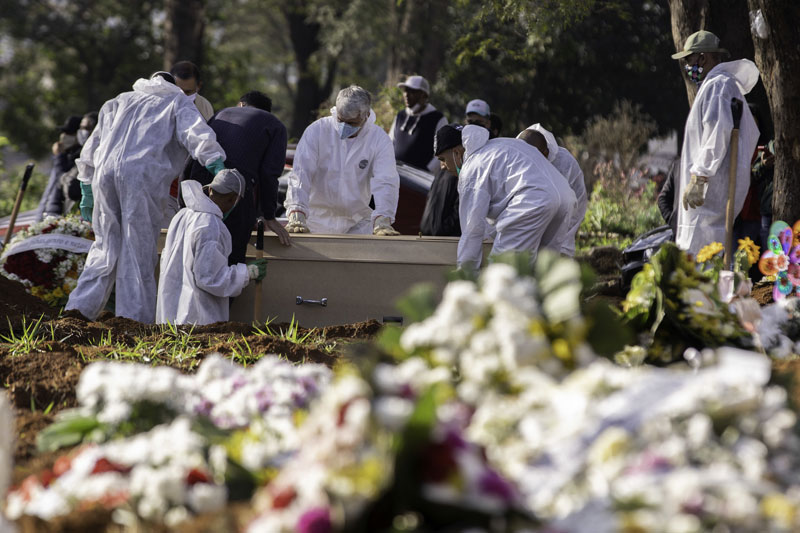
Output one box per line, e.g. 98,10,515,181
79,182,93,222
205,158,226,176
247,258,268,282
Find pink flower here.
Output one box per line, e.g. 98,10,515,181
296,507,332,533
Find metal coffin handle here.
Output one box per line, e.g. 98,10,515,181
296,296,328,307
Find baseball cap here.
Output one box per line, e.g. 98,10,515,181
433,124,464,156
671,30,728,59
205,168,246,198
397,75,430,95
58,116,82,134
465,99,490,117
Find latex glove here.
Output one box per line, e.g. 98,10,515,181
205,158,226,176
79,182,93,222
682,174,709,209
285,210,310,233
247,258,268,282
373,215,400,236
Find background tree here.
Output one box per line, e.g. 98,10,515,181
163,0,205,70
0,0,162,157
746,1,800,223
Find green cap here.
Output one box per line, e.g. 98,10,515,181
671,30,728,59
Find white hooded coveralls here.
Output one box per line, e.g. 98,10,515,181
65,77,226,323
284,107,400,234
520,124,587,256
457,125,577,268
675,59,760,255
156,181,250,325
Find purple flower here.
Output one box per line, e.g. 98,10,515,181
296,507,332,533
478,468,515,503
195,399,213,417
256,389,273,412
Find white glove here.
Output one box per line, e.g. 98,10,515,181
373,215,400,236
285,210,310,233
682,174,708,209
247,264,260,279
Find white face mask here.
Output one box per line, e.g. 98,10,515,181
77,129,90,145
186,92,197,102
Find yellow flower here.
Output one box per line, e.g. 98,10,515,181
696,242,724,263
761,492,797,529
737,237,761,265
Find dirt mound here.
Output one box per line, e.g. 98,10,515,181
0,276,57,333
586,246,623,275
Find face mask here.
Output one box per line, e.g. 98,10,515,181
685,63,704,86
409,102,425,114
186,92,197,102
60,133,77,149
338,121,361,139
451,151,462,176
222,207,234,220
77,129,90,145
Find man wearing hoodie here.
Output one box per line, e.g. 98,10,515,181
389,75,447,173
284,85,400,235
671,30,760,255
65,71,227,323
156,170,266,325
434,124,577,270
517,124,587,256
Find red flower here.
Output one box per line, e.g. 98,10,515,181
186,468,211,485
91,457,131,475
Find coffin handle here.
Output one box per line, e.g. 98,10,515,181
296,296,328,307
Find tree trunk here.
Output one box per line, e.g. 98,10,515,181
283,2,339,139
386,0,449,85
163,0,205,70
747,0,800,223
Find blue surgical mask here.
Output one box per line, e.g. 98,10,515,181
452,151,463,176
338,121,361,139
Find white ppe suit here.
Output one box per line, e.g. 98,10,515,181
457,125,577,268
675,59,760,255
65,77,226,323
156,180,250,325
284,107,399,234
521,124,587,256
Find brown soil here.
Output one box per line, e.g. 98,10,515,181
752,281,775,306
0,275,57,335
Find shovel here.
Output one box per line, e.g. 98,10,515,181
2,163,35,251
254,218,265,322
723,98,743,268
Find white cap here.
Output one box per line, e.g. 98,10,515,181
205,168,246,198
397,75,430,95
465,99,490,117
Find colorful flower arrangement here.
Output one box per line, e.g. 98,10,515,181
0,215,93,307
759,220,800,301
9,254,800,532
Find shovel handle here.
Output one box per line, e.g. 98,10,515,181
2,163,35,250
724,98,742,267
253,219,265,322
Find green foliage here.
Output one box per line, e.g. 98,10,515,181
1,315,49,356
620,243,750,365
37,414,105,452
579,163,664,251
0,0,163,157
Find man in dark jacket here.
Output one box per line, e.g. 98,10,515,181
184,90,290,264
37,115,82,220
389,75,447,173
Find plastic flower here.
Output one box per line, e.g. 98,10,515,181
737,237,761,265
696,242,724,263
759,221,800,301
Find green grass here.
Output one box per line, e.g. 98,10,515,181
1,315,50,355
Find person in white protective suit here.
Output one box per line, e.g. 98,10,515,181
434,124,577,269
517,124,587,256
284,85,401,235
156,170,267,325
65,71,228,323
671,30,760,255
